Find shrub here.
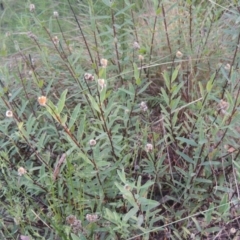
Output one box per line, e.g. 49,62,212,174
0,0,240,239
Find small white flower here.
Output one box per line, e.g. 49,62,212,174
84,73,94,81
100,58,108,68
124,184,131,191
6,110,13,118
89,139,96,146
98,79,106,91
18,167,27,176
224,63,231,70
145,143,153,153
53,11,59,17
86,213,99,222
176,50,183,59
52,36,59,45
133,41,140,50
140,101,148,112
29,4,35,12
138,55,144,61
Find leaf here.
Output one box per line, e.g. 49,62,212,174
213,186,234,193
123,207,139,222
176,150,194,164
171,65,180,82
205,202,214,224
133,63,140,85
162,70,170,90
71,233,87,240
69,104,81,129
117,167,126,183
118,88,134,96
57,89,68,114
176,137,198,146
87,94,100,112
195,178,212,184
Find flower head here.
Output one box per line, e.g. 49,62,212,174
29,4,35,12
6,110,13,118
100,58,108,68
176,50,183,59
28,32,37,40
140,101,148,112
18,167,27,176
84,73,94,81
98,79,106,91
52,36,59,45
138,55,144,61
224,63,231,70
124,184,131,191
145,143,153,153
86,213,99,222
89,139,96,146
38,96,47,106
219,99,229,115
53,11,59,17
133,41,140,50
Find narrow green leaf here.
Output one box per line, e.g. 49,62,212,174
162,70,170,90
205,203,214,224
176,137,198,146
69,104,80,129
57,89,68,114
133,63,140,85
176,151,194,164
171,65,180,82
87,94,100,112
123,207,139,222
117,167,126,183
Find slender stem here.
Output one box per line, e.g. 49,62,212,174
189,4,193,51
56,17,72,55
221,31,240,99
67,0,95,66
147,1,160,77
162,4,172,55
111,8,122,83
17,67,37,118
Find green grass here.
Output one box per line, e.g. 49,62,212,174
1,0,240,239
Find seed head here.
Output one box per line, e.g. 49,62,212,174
100,58,108,68
84,73,94,81
224,63,231,70
38,96,47,106
6,110,13,118
138,55,144,61
140,101,148,112
176,50,183,59
66,215,77,226
29,4,35,12
124,184,131,191
89,139,96,146
98,79,106,91
52,36,59,45
145,143,153,153
28,32,37,40
18,167,27,176
53,11,59,17
219,99,229,115
86,213,99,222
133,41,140,50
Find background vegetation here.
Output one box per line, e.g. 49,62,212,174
1,0,240,239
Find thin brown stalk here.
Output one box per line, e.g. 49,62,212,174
111,8,122,83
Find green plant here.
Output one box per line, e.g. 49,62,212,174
1,0,240,239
